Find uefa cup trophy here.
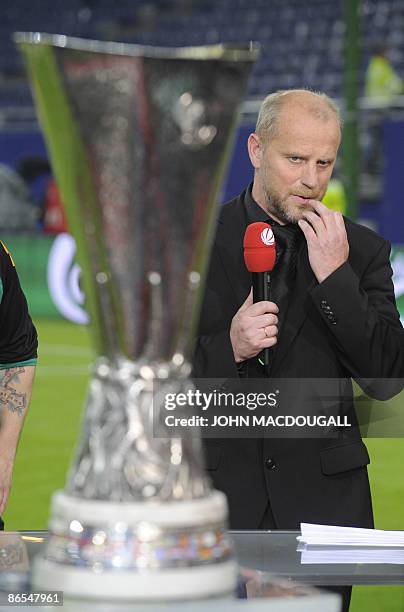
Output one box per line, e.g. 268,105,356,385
16,33,257,601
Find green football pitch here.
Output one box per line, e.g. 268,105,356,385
5,319,404,611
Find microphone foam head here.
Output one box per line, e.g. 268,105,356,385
243,222,276,272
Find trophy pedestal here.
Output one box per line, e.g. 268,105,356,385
33,490,237,601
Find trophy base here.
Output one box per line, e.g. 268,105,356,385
33,490,237,601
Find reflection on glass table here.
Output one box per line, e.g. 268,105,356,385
231,530,404,586
0,531,338,611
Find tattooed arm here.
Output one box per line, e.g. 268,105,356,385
0,366,36,514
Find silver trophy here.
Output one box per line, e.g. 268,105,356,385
16,33,257,601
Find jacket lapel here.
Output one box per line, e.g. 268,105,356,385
216,193,251,308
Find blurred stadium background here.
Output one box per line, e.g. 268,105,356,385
0,1,403,610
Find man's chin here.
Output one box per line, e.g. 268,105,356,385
278,204,304,225
282,198,318,224
268,196,308,225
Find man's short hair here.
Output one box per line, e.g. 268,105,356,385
256,89,343,143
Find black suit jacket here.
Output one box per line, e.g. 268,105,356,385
193,189,404,530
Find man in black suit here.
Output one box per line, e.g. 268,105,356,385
193,89,404,609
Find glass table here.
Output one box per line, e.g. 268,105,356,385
0,529,403,611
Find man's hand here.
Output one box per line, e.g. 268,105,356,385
230,289,279,363
0,451,14,515
298,200,349,283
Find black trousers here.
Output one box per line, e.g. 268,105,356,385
258,503,352,612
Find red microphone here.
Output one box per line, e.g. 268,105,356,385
243,222,277,369
244,221,276,273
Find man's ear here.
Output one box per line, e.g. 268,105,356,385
247,133,263,169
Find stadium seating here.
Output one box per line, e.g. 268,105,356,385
0,0,403,108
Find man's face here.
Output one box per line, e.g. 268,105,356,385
251,106,341,224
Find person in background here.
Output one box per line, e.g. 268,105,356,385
0,240,37,525
0,164,39,232
365,45,403,105
322,176,347,215
363,46,403,177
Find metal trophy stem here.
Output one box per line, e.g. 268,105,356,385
16,33,257,601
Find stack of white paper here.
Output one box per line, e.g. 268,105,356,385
297,523,404,564
298,523,404,546
297,544,404,564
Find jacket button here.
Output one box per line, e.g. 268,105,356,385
265,458,276,470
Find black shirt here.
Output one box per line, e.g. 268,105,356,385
240,184,303,376
243,183,303,320
243,182,302,265
0,240,38,368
